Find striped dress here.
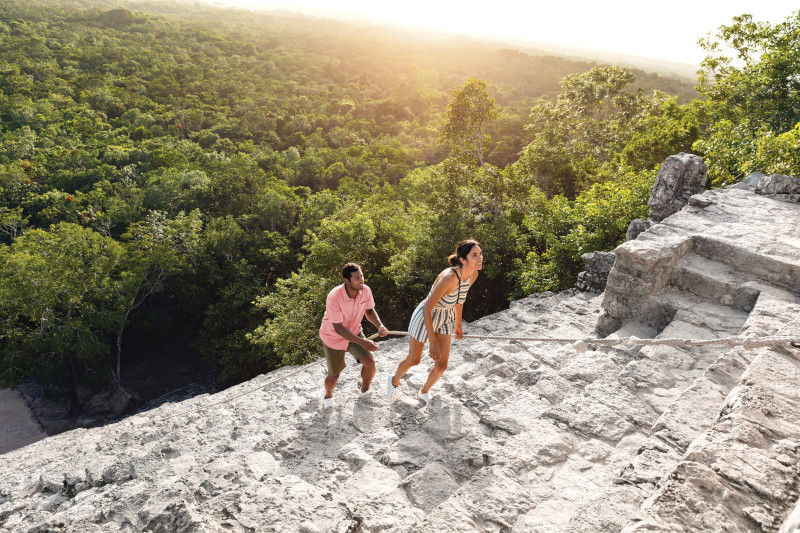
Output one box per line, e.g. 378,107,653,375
408,268,471,343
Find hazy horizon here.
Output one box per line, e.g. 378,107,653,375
200,0,797,67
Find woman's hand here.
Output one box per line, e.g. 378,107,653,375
429,339,441,361
454,324,463,340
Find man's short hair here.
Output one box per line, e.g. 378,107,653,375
342,263,362,280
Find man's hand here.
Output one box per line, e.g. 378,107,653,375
361,339,379,352
378,325,389,337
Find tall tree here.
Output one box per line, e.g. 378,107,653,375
0,223,124,389
439,78,500,171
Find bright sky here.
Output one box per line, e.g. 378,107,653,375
206,0,797,66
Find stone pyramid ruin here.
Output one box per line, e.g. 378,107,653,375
1,157,800,532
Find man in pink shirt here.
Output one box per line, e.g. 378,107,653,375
319,263,388,408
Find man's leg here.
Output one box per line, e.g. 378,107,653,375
323,344,347,401
358,355,376,392
349,337,375,393
324,374,339,399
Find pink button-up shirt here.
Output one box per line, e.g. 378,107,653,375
319,284,375,350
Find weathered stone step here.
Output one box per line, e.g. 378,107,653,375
622,301,749,403
618,282,750,336
692,235,800,293
670,253,760,311
467,289,602,340
559,293,752,532
620,290,800,532
615,342,753,487
623,344,800,533
576,290,800,532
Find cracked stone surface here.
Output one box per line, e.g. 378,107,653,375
2,184,800,532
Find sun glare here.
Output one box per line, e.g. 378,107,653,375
212,0,798,65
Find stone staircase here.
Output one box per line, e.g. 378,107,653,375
2,186,800,533
557,188,800,532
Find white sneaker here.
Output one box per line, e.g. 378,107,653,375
418,391,432,405
359,384,372,398
387,375,400,404
322,397,334,409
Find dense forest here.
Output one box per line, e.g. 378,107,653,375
1,0,798,403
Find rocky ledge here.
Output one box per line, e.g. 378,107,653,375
1,172,800,532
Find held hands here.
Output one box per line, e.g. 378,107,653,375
378,325,389,337
454,325,464,340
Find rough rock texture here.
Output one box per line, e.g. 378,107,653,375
2,182,800,532
576,251,616,293
734,172,800,204
625,219,653,242
625,153,707,243
647,153,707,222
584,153,707,293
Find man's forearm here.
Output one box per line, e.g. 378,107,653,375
365,308,384,329
332,323,366,345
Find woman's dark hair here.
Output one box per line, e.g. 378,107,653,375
448,239,480,266
342,263,362,280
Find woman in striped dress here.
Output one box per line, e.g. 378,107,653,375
388,240,483,405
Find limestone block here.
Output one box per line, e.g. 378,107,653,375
650,376,729,451
576,251,617,293
566,485,646,533
141,500,200,533
616,439,683,485
401,461,460,513
688,194,714,208
495,420,577,472
512,512,564,533
559,352,620,385
743,171,767,188
352,396,389,433
740,350,800,404
577,439,615,463
686,438,796,501
244,451,277,480
340,459,402,501
584,380,659,428
437,429,499,479
639,461,755,533
779,498,800,533
757,174,800,196
423,396,480,440
422,465,535,532
626,218,653,241
530,370,580,405
382,431,444,468
648,153,707,222
618,358,676,390
479,391,550,435
544,395,635,443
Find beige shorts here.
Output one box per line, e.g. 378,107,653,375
323,333,371,376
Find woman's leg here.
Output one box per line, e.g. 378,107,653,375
420,332,451,394
391,337,424,387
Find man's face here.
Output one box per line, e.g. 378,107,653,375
345,268,365,292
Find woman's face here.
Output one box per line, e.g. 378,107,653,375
461,245,483,270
